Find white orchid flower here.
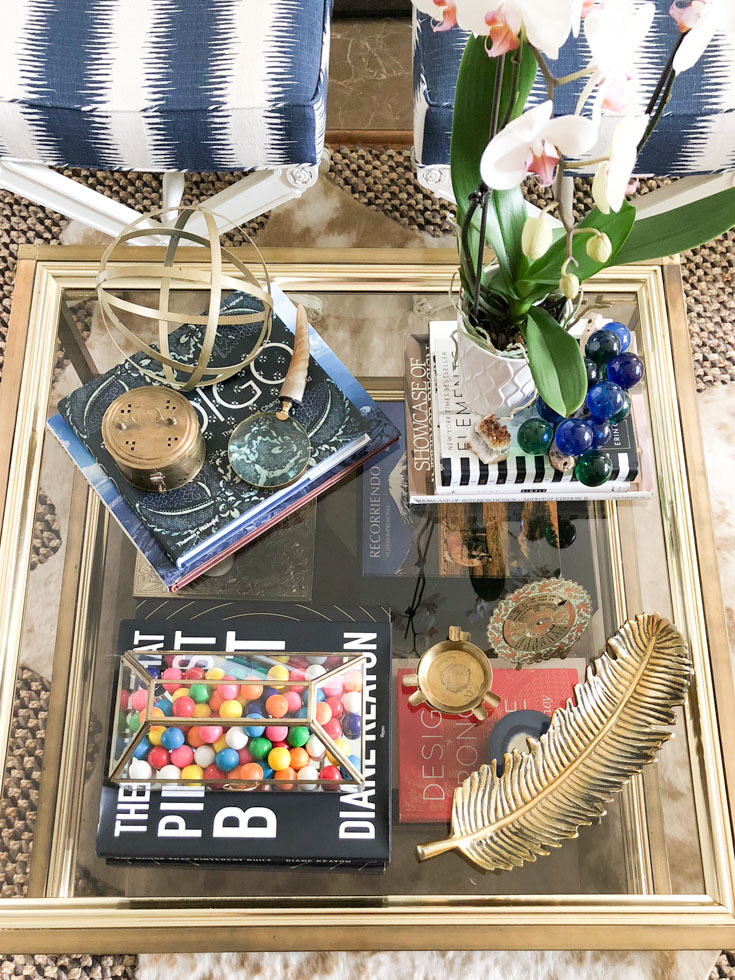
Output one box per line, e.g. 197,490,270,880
670,0,735,73
413,0,458,30
584,0,655,112
480,101,599,189
571,0,605,36
591,114,648,213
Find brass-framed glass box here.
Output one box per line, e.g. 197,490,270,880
0,247,733,951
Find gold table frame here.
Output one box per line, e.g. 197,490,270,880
0,246,733,951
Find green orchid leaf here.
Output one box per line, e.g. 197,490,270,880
525,306,587,417
521,203,636,294
614,187,735,265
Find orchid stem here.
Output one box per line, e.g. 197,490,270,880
473,185,491,321
555,67,596,86
645,33,685,116
500,52,521,131
528,43,555,101
564,156,608,169
490,54,507,139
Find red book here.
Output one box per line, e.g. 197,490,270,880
397,663,581,823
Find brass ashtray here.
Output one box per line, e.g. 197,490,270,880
101,386,205,493
403,626,501,721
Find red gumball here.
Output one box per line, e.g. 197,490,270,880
119,689,130,711
322,718,342,740
199,725,224,744
147,746,169,770
170,745,194,769
326,696,344,719
203,763,225,788
269,740,288,749
238,746,253,765
288,667,306,683
319,765,341,790
173,696,195,718
161,667,183,693
184,666,205,680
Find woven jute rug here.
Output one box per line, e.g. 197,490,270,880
0,147,733,979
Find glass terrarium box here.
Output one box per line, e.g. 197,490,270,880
110,650,366,791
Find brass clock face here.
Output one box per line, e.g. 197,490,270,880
488,578,591,667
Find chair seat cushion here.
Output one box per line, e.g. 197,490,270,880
414,3,735,177
0,0,332,171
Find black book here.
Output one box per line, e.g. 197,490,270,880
97,610,391,869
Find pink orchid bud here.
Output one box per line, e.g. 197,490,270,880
485,10,521,56
669,0,706,33
430,0,457,31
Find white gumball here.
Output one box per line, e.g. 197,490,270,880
129,758,153,780
305,734,326,759
341,691,362,715
194,745,216,768
225,727,248,750
305,664,327,680
297,765,319,790
158,764,182,780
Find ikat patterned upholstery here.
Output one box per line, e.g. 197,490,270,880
413,2,735,176
0,0,332,171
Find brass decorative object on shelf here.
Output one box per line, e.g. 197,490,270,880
402,626,501,721
228,304,312,489
487,577,591,666
101,386,205,493
96,205,273,391
416,614,691,870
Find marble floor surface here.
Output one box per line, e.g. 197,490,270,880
49,176,733,980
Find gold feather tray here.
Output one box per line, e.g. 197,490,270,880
416,613,691,871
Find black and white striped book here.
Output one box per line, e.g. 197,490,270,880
424,322,652,503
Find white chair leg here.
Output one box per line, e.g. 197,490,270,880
632,172,735,219
416,163,455,204
187,160,321,237
0,158,163,241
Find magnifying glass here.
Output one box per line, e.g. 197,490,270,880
227,305,311,489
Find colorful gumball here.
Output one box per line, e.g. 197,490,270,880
287,726,310,748
273,767,296,790
148,725,164,746
193,702,212,718
326,696,344,719
181,764,204,781
268,746,292,771
189,683,210,703
327,737,350,765
170,744,194,769
184,666,205,680
267,664,290,688
173,696,195,718
225,727,248,750
119,689,130,711
321,676,344,699
171,687,189,701
284,690,303,713
245,713,266,737
319,765,341,789
160,727,185,751
239,763,264,782
219,699,243,719
128,758,152,780
127,712,142,733
158,764,181,780
208,690,224,712
161,667,183,693
186,726,205,748
342,713,361,739
203,764,226,785
306,734,326,759
133,737,152,760
322,718,342,741
297,765,319,790
248,736,272,760
199,725,223,744
340,754,362,779
205,668,225,680
213,734,228,754
343,670,362,693
215,748,240,772
289,747,309,770
341,691,361,715
315,701,332,725
263,725,287,743
147,746,169,770
296,705,309,719
130,688,148,712
194,744,216,769
238,746,253,765
154,697,173,716
240,680,263,701
304,664,326,681
265,694,289,719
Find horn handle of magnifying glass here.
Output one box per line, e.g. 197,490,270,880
279,305,310,409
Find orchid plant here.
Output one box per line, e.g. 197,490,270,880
415,0,735,416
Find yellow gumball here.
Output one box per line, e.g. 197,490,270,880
181,764,204,781
205,668,225,680
213,734,228,754
272,655,290,664
171,687,190,701
219,699,243,719
268,746,292,771
327,737,350,765
267,664,290,689
148,725,164,746
193,702,212,718
150,706,165,719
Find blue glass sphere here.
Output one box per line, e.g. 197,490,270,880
607,352,644,389
585,330,621,367
215,748,240,772
535,396,564,426
555,418,594,457
586,381,626,420
584,356,601,389
160,726,185,751
589,418,612,449
518,417,555,455
610,391,632,424
603,321,631,352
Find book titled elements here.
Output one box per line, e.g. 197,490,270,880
48,287,399,591
404,326,653,504
98,610,391,869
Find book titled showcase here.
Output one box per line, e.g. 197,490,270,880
48,287,399,590
405,328,653,504
97,609,391,869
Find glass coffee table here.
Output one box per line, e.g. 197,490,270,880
0,246,733,951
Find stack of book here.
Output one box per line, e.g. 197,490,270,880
48,287,399,591
98,609,392,870
404,323,653,504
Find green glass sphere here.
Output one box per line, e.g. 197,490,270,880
609,391,631,424
575,450,613,487
517,417,555,455
545,518,577,549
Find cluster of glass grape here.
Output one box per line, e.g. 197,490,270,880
517,322,645,487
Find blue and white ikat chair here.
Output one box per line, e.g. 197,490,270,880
0,0,333,238
413,1,735,221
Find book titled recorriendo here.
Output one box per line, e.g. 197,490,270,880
97,611,391,869
47,287,399,591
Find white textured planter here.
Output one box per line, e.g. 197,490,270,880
454,317,536,420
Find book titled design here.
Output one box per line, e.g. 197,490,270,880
48,287,399,589
396,662,582,823
98,609,391,868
